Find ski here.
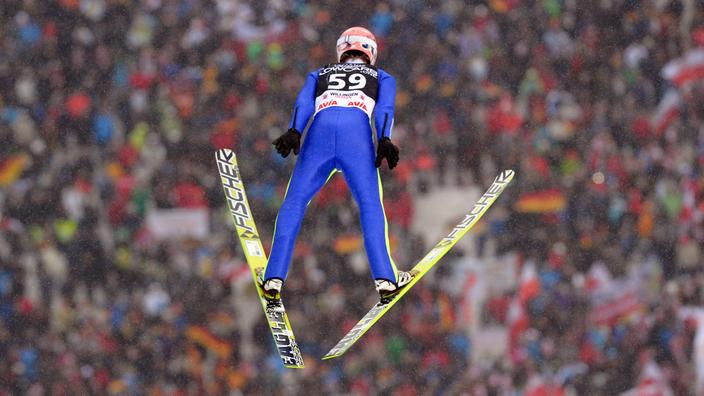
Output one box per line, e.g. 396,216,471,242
215,149,304,369
322,170,515,360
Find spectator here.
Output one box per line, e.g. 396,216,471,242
0,0,703,394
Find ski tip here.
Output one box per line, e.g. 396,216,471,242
321,354,338,361
215,148,236,163
284,364,306,369
497,169,515,182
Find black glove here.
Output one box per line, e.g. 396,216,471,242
375,137,399,170
272,128,301,158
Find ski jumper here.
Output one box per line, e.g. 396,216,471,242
265,63,398,283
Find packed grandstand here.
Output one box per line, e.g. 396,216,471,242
1,1,703,394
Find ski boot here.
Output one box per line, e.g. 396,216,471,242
256,268,282,300
375,271,414,301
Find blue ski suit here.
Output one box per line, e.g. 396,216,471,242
265,62,398,284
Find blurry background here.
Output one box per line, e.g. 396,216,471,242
2,0,704,395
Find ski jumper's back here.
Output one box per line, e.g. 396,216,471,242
265,63,399,284
289,63,395,139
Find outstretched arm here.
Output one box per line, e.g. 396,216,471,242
373,69,396,140
274,70,318,158
373,69,399,169
289,71,319,133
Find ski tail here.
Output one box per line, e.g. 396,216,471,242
322,170,515,360
215,149,305,368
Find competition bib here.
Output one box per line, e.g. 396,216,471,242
315,63,378,118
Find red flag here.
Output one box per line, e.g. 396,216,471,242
525,374,566,396
507,298,529,353
518,261,541,304
650,89,681,134
620,359,674,396
662,49,704,87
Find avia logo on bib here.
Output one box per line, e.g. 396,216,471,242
317,100,338,110
314,90,376,118
348,101,368,111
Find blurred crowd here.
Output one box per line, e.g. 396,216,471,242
2,0,704,394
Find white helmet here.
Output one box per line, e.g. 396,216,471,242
336,26,378,65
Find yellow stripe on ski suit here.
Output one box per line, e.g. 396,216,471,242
376,168,399,279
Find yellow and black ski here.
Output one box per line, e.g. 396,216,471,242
323,170,515,360
215,149,304,368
